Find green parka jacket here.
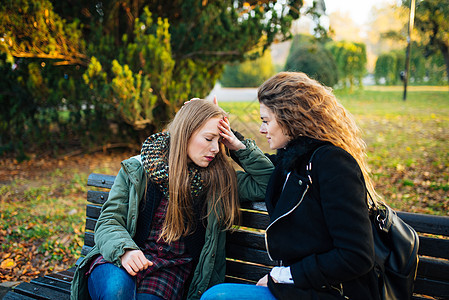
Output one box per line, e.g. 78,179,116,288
70,139,273,300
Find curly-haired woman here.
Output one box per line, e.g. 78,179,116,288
202,72,381,300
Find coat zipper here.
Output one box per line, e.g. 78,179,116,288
265,185,309,261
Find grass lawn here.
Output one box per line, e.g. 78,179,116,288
0,86,448,283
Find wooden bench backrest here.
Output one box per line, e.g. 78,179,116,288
85,173,449,299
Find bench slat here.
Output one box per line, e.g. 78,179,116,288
86,217,96,231
52,270,74,280
411,296,436,300
86,204,102,219
413,277,449,298
240,210,270,230
30,276,71,294
226,244,277,267
44,268,75,284
227,230,266,251
418,236,449,259
87,173,116,189
240,201,267,211
75,257,84,267
416,256,449,282
81,245,92,257
87,190,109,205
84,232,95,247
3,291,37,300
224,276,255,284
226,260,271,283
11,281,70,300
84,209,270,233
398,211,449,236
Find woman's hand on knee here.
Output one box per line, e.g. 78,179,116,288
121,249,153,276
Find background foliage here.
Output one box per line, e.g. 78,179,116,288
283,34,367,90
327,41,367,89
412,0,449,83
0,0,305,157
374,0,449,85
374,44,446,85
219,49,275,87
284,34,338,87
374,50,405,85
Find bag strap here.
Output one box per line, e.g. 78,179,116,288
306,145,387,228
367,190,378,209
305,145,329,184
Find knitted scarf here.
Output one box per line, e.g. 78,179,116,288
140,132,205,199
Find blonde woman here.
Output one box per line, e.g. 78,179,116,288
70,99,274,300
202,72,380,300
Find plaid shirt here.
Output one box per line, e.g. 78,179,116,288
88,196,193,299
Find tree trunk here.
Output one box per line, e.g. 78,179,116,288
440,43,449,86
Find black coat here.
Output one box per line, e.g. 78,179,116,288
264,137,379,300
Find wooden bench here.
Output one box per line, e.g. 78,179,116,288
5,173,449,299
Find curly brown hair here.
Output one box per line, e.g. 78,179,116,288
258,72,380,204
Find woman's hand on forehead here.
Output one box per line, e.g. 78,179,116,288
218,116,246,151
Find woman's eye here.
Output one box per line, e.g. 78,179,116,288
262,121,268,124
205,138,212,142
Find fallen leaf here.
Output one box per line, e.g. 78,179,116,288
1,258,16,269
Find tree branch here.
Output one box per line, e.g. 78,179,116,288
11,52,89,66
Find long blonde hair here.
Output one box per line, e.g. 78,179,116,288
161,99,240,243
258,72,380,205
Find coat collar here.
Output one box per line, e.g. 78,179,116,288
276,136,328,173
265,136,329,217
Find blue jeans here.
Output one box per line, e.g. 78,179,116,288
88,263,163,300
201,283,276,300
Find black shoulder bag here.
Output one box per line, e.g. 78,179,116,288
369,200,419,300
307,146,420,300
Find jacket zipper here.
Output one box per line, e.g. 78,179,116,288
265,185,309,261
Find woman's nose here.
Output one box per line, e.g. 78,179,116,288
211,140,219,153
259,123,267,134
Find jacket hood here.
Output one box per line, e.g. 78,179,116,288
121,155,145,187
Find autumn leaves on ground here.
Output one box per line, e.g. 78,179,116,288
1,88,448,284
0,151,134,283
